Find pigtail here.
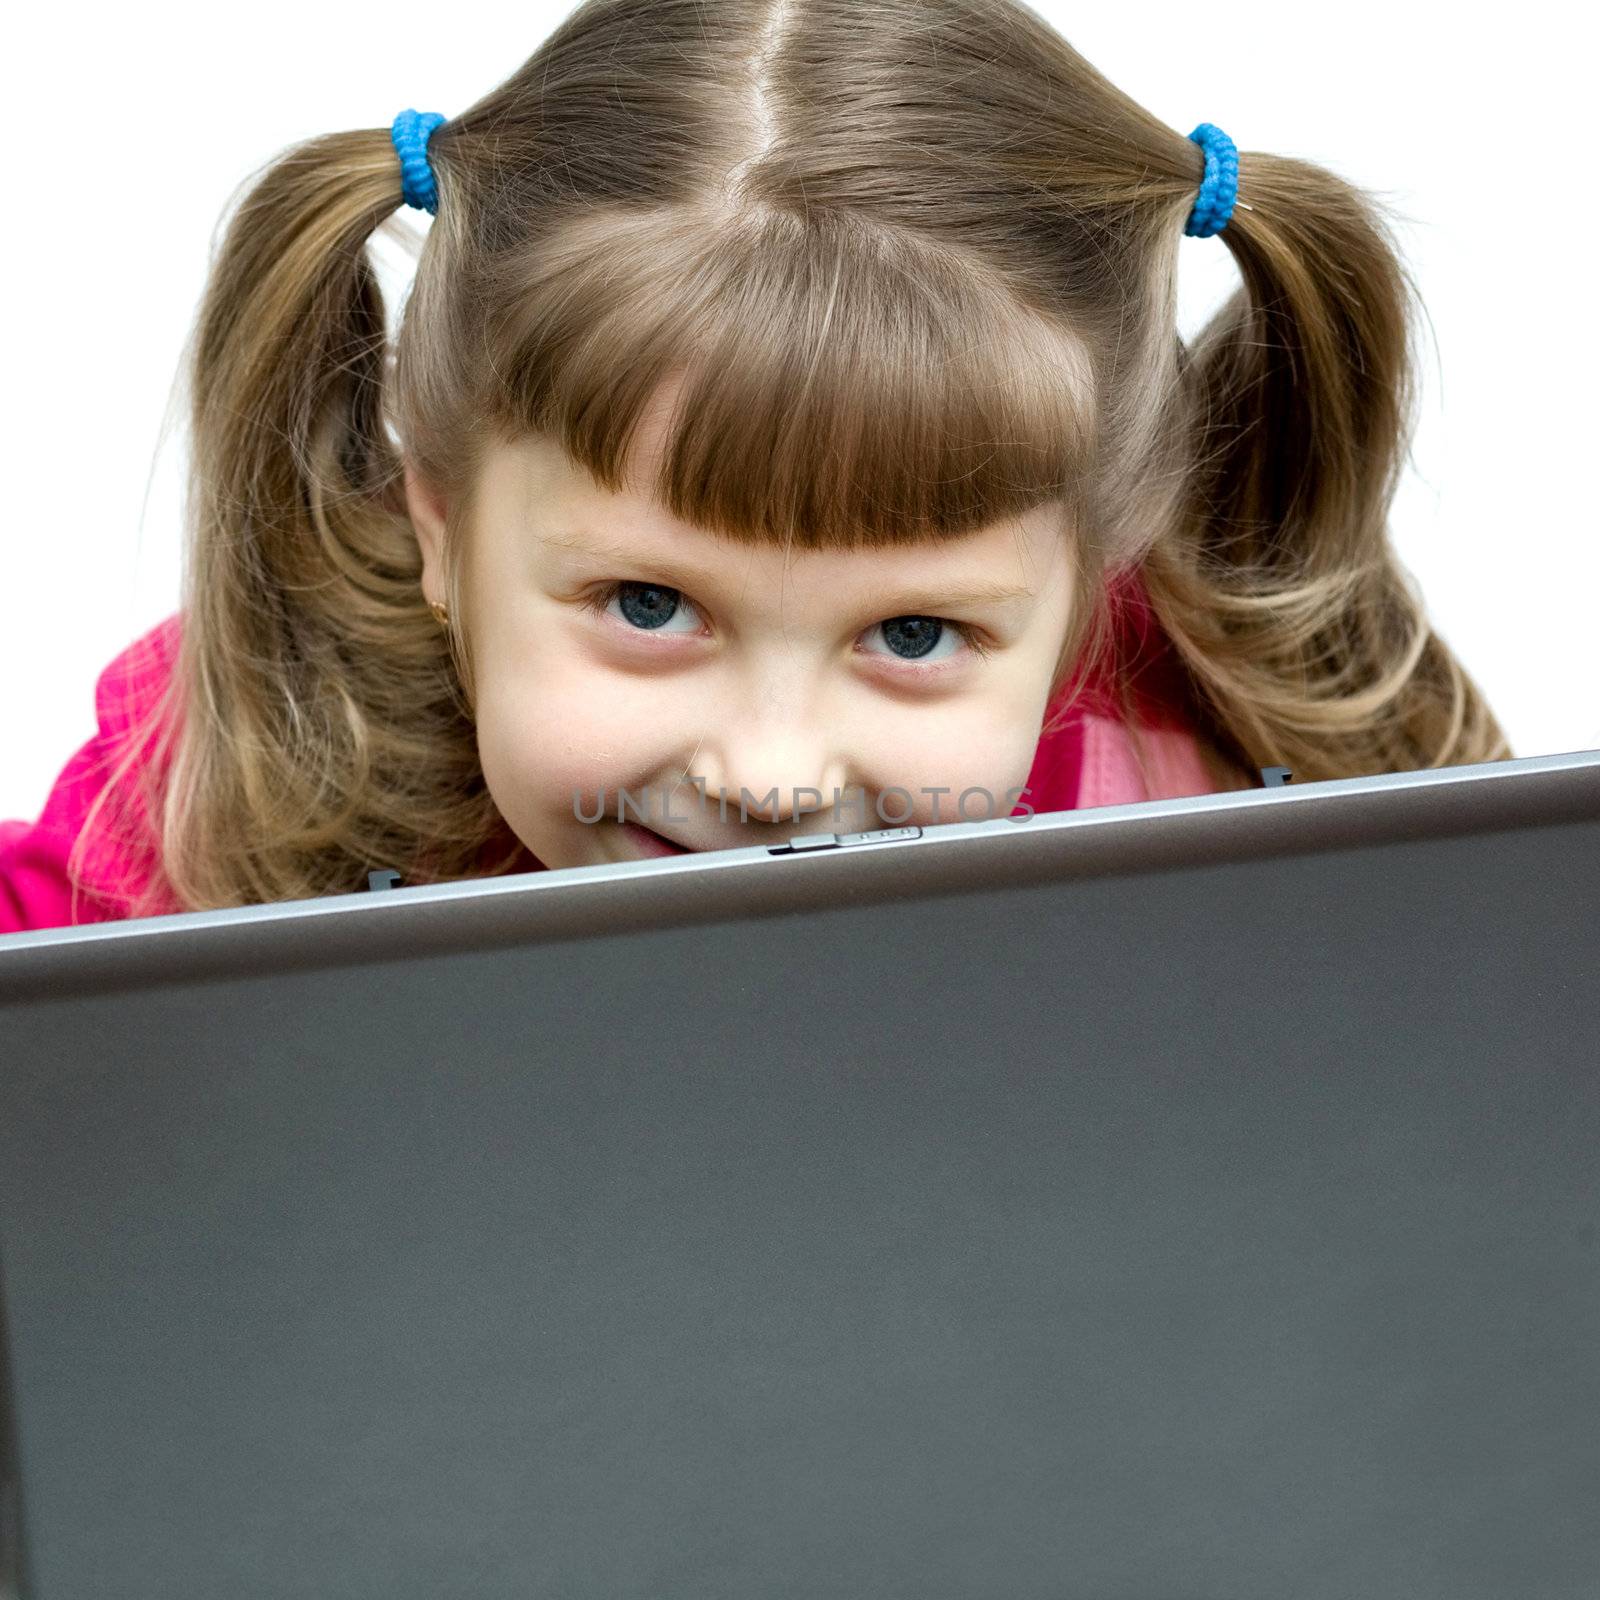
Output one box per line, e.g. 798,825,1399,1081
1141,150,1513,780
159,124,518,910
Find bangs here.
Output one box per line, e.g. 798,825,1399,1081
478,202,1100,550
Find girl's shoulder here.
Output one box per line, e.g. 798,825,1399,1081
0,614,185,936
1024,568,1259,815
1072,713,1258,808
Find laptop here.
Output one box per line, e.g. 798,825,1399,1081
1,749,1597,1599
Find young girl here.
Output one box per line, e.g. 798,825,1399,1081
0,0,1510,937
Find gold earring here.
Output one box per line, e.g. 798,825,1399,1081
428,599,450,628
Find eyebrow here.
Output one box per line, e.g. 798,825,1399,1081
536,529,1037,612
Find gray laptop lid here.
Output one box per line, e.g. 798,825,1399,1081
1,750,1597,1600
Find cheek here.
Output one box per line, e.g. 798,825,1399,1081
470,650,668,820
855,690,1048,817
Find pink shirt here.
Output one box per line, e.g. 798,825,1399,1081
0,570,1250,936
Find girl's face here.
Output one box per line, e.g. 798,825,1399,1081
406,417,1076,869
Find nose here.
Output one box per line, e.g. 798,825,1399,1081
689,714,855,831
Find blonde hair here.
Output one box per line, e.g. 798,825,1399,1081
93,0,1509,917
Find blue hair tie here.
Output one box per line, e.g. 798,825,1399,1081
391,108,447,215
1185,123,1239,238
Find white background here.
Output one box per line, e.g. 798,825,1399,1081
3,1,1596,823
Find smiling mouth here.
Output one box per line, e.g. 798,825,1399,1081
620,821,694,857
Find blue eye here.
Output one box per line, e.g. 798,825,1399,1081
868,616,954,662
598,581,702,634
583,582,990,664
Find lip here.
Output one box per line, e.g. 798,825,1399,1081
620,821,693,858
